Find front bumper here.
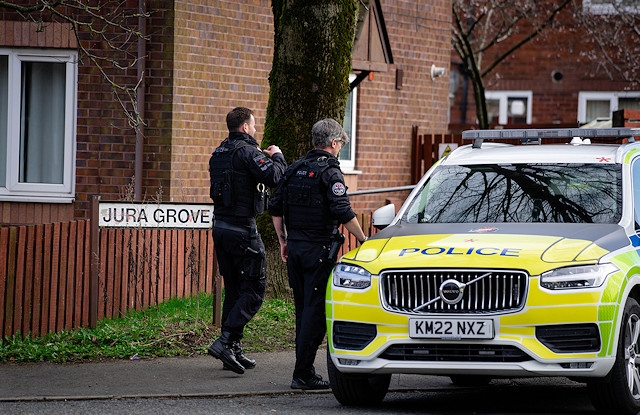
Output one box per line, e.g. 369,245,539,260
327,275,619,379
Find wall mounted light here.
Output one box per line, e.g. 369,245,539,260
431,64,446,80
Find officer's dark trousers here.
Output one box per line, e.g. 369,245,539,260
212,225,266,341
287,240,332,380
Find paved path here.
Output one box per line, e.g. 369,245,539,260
0,349,452,401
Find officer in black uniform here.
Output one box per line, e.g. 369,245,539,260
268,118,367,390
208,107,287,374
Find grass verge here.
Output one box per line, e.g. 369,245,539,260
0,294,295,363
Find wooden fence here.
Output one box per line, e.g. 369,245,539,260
1,208,220,339
411,126,464,183
1,220,91,339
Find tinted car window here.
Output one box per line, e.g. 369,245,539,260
404,163,621,224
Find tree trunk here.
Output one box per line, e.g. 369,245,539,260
264,0,358,162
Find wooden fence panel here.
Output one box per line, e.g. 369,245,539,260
1,219,219,339
57,221,69,332
4,227,16,337
411,127,466,183
32,225,44,337
81,221,91,328
45,224,56,335
14,227,26,338
0,227,8,338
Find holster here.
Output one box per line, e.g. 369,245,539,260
327,228,346,263
240,226,266,280
241,246,266,280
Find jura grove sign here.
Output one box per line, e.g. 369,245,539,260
99,202,214,229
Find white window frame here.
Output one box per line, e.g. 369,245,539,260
577,91,640,124
485,91,533,125
340,74,357,171
0,48,77,203
583,0,640,15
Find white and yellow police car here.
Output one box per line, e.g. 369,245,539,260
326,128,640,415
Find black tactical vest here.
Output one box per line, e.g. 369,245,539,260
209,139,264,217
284,155,339,231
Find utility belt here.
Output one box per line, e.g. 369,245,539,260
213,217,255,233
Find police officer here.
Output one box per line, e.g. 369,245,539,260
208,107,287,374
268,118,367,390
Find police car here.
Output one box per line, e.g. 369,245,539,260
326,128,640,415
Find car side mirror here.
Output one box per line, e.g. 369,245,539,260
372,204,396,230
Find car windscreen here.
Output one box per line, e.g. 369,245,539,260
403,163,622,224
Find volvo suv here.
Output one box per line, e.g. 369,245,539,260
326,128,640,414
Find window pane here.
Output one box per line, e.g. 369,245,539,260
340,91,353,162
0,56,7,187
586,100,610,122
620,97,640,111
486,99,500,124
20,61,66,184
507,97,528,124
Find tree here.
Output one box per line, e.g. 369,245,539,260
452,0,571,129
263,0,359,162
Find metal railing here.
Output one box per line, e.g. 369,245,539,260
348,184,415,196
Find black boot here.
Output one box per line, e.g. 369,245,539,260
223,342,256,370
208,332,245,374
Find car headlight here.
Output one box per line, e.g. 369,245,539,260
332,263,372,289
540,263,619,290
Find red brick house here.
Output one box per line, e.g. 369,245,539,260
0,0,452,226
449,0,639,128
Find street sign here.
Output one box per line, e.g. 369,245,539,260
98,201,214,229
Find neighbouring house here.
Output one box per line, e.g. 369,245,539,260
0,0,452,226
449,0,639,129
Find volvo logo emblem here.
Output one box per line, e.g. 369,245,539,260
439,279,465,305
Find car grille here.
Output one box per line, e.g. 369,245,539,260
381,344,531,362
380,269,528,314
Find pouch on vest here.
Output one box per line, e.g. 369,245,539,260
254,183,267,215
211,170,233,206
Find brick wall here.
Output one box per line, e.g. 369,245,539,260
169,0,274,203
69,1,175,219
